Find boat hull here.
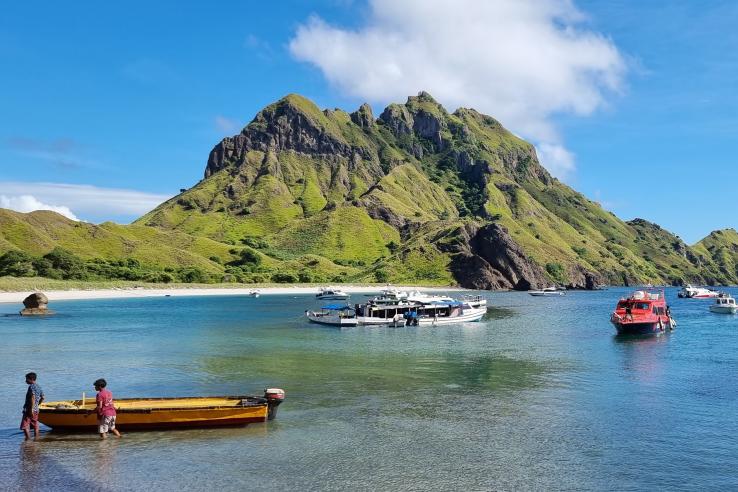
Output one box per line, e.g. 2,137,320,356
306,312,358,326
611,320,671,335
417,308,486,325
709,306,738,314
38,396,277,431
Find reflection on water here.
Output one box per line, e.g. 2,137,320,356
0,288,737,490
613,333,669,384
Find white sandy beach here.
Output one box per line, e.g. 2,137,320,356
0,285,464,304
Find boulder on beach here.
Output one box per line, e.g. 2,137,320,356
20,292,54,316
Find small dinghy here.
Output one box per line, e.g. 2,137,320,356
38,389,285,431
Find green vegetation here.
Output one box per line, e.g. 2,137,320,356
2,92,736,288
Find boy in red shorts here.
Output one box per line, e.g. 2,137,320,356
21,372,44,440
94,378,121,439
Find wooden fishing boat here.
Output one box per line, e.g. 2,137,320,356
37,389,285,431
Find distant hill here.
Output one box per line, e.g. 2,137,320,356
2,92,736,287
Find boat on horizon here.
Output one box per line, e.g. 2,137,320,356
709,295,738,314
610,289,675,335
37,389,285,431
677,284,721,299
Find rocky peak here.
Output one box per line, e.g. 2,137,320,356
205,94,358,178
350,103,375,130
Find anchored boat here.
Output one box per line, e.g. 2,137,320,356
610,290,675,335
709,295,738,314
528,287,565,297
306,304,358,327
356,299,486,326
316,287,350,300
677,284,720,298
37,389,285,431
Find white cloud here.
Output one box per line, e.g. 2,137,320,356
535,143,575,178
289,0,627,178
0,194,78,220
0,182,172,222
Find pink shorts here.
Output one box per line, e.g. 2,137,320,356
20,412,39,430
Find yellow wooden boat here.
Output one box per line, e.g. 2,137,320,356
38,389,285,431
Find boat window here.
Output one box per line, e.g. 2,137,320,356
635,302,650,310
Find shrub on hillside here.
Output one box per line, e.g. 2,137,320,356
0,251,37,277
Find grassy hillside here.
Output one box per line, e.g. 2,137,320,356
3,92,735,288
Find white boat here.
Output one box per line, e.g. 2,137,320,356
316,287,350,300
305,304,358,327
369,288,410,305
356,300,486,326
414,303,487,325
528,287,565,297
709,295,738,314
678,284,720,299
249,290,260,298
407,290,487,309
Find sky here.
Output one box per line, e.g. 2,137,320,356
0,0,735,243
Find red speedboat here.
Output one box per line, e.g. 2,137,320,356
610,290,675,335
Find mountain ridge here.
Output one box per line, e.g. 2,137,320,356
2,92,736,287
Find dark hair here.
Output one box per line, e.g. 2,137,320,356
25,372,37,381
94,378,107,389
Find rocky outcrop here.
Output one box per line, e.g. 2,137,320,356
350,103,375,130
20,292,53,316
206,96,374,178
566,264,604,290
439,223,548,290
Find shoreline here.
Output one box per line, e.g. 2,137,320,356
0,284,465,304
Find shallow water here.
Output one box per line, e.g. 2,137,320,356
1,287,737,491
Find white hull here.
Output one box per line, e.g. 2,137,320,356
316,295,350,300
417,307,487,325
528,291,564,297
358,308,487,326
710,306,738,314
305,311,358,327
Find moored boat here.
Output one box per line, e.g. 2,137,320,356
249,289,260,298
610,290,675,335
677,284,720,298
38,389,285,431
316,287,350,300
356,299,486,326
528,287,565,297
306,304,358,326
709,295,738,314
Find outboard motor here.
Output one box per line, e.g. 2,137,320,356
264,388,285,421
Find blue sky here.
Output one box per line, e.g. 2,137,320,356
0,1,735,243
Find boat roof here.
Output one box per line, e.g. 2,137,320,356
321,304,354,310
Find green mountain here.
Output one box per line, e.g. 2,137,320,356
2,92,736,287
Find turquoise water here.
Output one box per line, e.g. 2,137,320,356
1,287,737,491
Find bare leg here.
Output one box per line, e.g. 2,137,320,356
23,428,30,441
111,428,121,438
100,432,107,440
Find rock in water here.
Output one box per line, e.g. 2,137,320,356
20,292,53,316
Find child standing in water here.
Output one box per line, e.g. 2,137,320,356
21,372,44,440
94,379,121,439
